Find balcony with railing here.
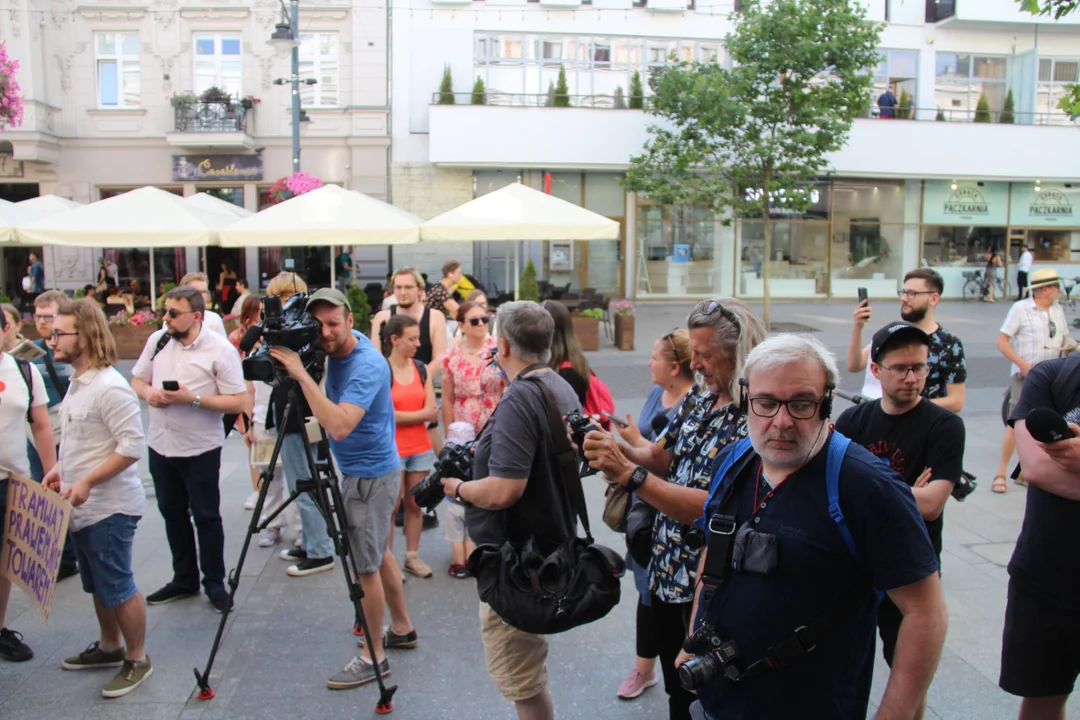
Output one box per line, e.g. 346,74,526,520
166,100,254,151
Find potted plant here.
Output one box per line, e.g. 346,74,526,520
553,65,570,107
519,260,540,302
572,308,602,352
21,318,39,341
471,77,486,105
110,309,161,359
973,93,991,123
170,92,198,109
1000,89,1015,124
264,171,324,206
347,284,372,333
241,94,261,110
629,71,644,110
0,42,25,130
438,65,455,105
611,299,635,350
222,313,240,336
200,86,231,104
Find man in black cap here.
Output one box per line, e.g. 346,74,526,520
834,321,965,720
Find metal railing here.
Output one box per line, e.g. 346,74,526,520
430,92,646,109
173,100,249,133
867,105,1079,126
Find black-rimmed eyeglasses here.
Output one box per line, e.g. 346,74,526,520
747,396,825,420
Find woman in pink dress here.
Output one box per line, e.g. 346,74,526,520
441,301,505,435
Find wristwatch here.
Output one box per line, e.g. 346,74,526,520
191,395,202,409
626,466,648,493
454,482,468,505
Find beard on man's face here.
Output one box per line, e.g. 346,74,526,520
901,305,927,323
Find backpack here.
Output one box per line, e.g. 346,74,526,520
559,361,615,428
15,357,34,422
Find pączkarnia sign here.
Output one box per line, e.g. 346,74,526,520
172,154,263,182
943,187,989,217
1009,183,1079,228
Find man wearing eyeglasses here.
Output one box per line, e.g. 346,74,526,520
991,267,1069,494
847,268,966,413
179,272,227,338
130,285,246,612
834,322,964,720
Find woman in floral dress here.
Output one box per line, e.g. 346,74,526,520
440,301,505,436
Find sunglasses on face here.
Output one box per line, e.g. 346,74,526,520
467,315,492,327
165,308,194,319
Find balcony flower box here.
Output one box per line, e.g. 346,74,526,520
571,316,600,352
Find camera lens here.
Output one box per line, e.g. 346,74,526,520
677,654,719,692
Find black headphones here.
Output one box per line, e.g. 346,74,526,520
738,378,835,420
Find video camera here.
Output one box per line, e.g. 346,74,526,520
241,293,325,386
410,441,475,511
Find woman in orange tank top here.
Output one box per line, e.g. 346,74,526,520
383,314,437,578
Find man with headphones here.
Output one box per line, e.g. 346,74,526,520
834,322,964,720
683,334,946,720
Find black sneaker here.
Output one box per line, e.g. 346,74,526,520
0,628,32,662
286,556,335,577
278,547,307,562
146,584,199,606
57,564,80,581
422,510,438,530
207,588,233,614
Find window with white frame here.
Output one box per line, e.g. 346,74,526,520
1038,58,1079,125
194,33,242,97
299,33,339,107
871,49,918,116
934,53,1007,121
95,33,141,107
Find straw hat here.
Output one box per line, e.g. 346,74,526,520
1027,268,1062,292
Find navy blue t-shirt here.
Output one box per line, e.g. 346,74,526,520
694,435,938,719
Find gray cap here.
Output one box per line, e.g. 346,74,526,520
305,287,349,311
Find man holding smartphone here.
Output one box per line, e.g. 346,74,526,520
130,285,246,613
846,268,967,413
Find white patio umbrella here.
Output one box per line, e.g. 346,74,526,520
420,182,620,296
16,186,239,306
184,192,253,272
0,201,26,244
12,195,86,284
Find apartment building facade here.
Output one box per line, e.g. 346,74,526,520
391,0,1080,299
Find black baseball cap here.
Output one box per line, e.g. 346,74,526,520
305,287,349,311
871,322,930,363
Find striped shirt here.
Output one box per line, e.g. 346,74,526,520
1000,297,1069,376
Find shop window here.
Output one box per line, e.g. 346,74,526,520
934,52,1008,121
1037,58,1080,126
194,33,242,97
198,187,243,207
739,221,829,297
871,49,917,117
635,200,716,297
96,33,141,108
921,225,1006,266
299,33,339,107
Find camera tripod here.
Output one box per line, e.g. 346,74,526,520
193,385,397,714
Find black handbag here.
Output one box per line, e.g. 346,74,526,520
468,374,626,635
625,500,657,568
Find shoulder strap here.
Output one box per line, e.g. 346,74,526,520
16,358,33,422
390,305,397,316
825,433,856,561
41,347,68,398
520,374,594,541
703,436,755,515
150,332,172,361
412,358,427,386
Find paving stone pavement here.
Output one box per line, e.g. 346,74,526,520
2,297,1078,719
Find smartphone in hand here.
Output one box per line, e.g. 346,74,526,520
857,287,869,305
162,380,180,392
602,411,629,429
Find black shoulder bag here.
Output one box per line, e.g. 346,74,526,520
467,371,626,635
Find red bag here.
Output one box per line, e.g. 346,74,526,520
560,361,615,429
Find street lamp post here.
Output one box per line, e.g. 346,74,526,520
268,0,313,173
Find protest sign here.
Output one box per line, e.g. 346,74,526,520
1,475,72,621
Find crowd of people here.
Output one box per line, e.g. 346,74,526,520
0,260,1078,720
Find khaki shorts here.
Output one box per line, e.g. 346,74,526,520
342,469,400,574
1008,373,1026,416
479,601,548,701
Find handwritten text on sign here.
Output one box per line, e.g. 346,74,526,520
1,475,72,621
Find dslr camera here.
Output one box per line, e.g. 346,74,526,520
410,441,475,511
566,409,600,478
677,622,743,691
242,293,325,386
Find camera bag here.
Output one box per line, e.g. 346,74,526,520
469,373,626,635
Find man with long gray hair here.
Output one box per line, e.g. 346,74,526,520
583,298,765,720
685,334,946,719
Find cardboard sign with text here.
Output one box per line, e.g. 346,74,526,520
1,475,72,621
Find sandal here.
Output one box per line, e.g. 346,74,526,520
992,476,1007,494
1014,473,1027,487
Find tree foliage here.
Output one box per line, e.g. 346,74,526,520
438,65,455,105
974,93,992,122
0,43,24,130
553,65,570,107
624,0,880,326
1000,89,1016,123
629,71,644,110
471,76,487,105
347,283,371,333
519,259,540,302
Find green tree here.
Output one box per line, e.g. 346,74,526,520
936,107,947,121
553,65,570,107
471,76,486,105
438,65,455,105
519,259,540,302
1019,0,1080,118
896,89,912,119
974,93,992,122
347,284,371,333
1000,88,1016,123
624,0,880,328
628,71,644,109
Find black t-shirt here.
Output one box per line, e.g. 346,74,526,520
834,399,965,558
466,368,582,554
557,366,589,407
1007,354,1080,610
695,438,938,719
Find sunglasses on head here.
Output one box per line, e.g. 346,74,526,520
663,330,682,364
467,315,492,327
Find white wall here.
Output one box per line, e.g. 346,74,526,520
955,0,1080,25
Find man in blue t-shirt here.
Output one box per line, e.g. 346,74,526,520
685,334,946,720
269,287,416,692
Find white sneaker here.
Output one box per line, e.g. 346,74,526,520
258,527,283,548
243,492,259,511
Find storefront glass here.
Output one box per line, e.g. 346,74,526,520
738,221,829,297
636,201,717,296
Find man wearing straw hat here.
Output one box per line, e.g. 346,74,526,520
991,268,1069,494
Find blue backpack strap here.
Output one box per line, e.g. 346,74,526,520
826,433,856,560
697,436,755,530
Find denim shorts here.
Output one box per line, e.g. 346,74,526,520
401,449,436,473
72,514,141,608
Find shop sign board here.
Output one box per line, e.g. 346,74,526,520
1009,182,1078,227
922,180,1010,226
172,154,263,182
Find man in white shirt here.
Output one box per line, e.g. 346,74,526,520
991,268,1069,493
1017,244,1034,301
180,272,227,337
130,285,246,612
0,308,55,664
42,300,152,698
229,277,251,317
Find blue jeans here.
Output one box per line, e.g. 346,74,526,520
72,514,140,608
281,433,334,559
27,440,78,573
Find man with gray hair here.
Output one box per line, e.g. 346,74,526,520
438,301,580,720
684,334,947,720
584,298,764,720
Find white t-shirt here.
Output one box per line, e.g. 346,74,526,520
203,309,228,338
0,353,48,480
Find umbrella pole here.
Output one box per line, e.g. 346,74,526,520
514,242,520,300
201,246,208,274
149,248,157,309
330,246,336,290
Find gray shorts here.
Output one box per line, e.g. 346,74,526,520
342,469,401,574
